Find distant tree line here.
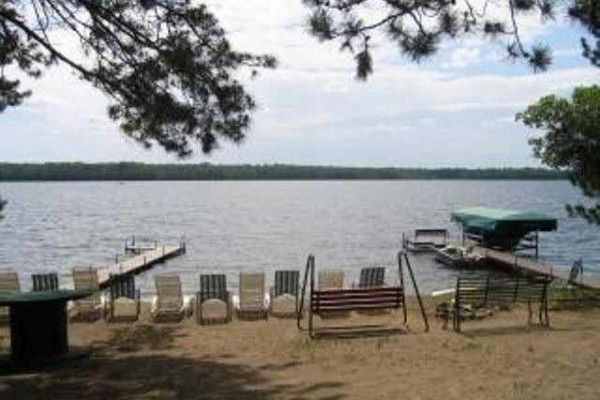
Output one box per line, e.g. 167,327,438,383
0,163,567,181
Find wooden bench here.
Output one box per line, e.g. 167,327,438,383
449,275,552,332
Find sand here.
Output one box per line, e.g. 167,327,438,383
0,301,599,400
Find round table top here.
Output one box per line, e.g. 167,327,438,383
0,289,94,306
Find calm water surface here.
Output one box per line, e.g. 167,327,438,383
0,181,598,295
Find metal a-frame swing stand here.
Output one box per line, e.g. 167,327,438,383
297,251,429,338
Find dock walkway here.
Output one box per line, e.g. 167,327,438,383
473,246,600,290
97,244,184,288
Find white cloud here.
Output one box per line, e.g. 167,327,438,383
443,47,481,69
0,0,593,167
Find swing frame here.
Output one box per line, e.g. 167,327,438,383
297,251,429,338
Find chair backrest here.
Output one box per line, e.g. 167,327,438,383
239,272,265,307
72,268,101,304
32,273,59,292
318,270,344,290
568,259,583,283
155,274,183,309
359,267,386,288
0,270,20,292
456,275,550,308
109,274,136,299
198,274,228,303
273,270,299,297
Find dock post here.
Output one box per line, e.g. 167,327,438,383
397,252,406,324
308,255,315,337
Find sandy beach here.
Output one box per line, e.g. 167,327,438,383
1,300,599,400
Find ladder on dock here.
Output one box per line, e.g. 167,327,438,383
473,246,600,290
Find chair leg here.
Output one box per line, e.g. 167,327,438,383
443,309,449,330
453,304,461,332
452,308,456,331
527,301,532,325
308,306,313,337
543,297,550,327
454,307,461,333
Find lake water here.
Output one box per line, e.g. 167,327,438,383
0,180,598,295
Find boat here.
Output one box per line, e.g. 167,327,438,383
434,245,470,267
403,229,449,253
433,245,484,268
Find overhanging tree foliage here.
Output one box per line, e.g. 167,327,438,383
303,0,600,79
0,0,276,156
570,0,600,66
516,85,600,224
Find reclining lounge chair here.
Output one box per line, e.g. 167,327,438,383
69,268,103,322
236,272,268,320
270,270,300,318
196,273,231,324
151,274,192,322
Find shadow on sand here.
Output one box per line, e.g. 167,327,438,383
101,323,183,352
309,325,407,340
459,323,550,338
0,324,346,400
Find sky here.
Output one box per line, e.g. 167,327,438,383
0,1,598,167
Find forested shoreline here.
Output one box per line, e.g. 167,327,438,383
0,163,568,181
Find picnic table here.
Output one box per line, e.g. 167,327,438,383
0,289,92,362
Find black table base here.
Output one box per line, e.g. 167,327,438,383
9,300,68,361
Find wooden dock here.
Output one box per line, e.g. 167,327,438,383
98,244,184,288
473,246,600,290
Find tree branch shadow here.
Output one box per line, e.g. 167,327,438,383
460,324,551,338
0,324,347,400
0,351,346,400
100,323,184,352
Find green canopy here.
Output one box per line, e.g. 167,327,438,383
451,206,557,250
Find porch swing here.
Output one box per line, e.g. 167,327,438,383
297,251,429,338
